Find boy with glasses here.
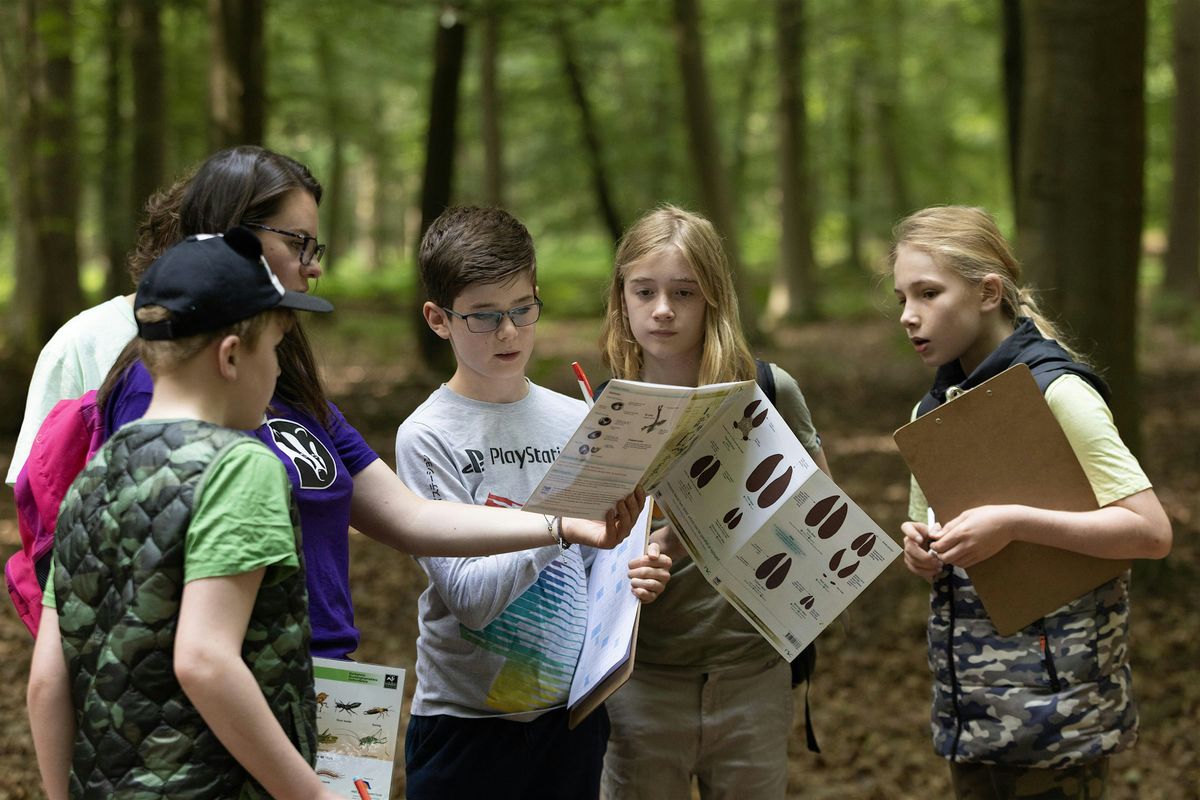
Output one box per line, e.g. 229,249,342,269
395,207,671,799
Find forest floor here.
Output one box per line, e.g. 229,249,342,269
0,310,1196,800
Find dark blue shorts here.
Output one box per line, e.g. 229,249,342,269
405,705,610,800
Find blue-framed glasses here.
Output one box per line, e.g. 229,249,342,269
441,299,543,333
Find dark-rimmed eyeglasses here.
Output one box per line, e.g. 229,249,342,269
441,299,543,333
244,222,326,266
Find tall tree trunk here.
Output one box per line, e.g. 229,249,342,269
414,6,467,370
128,0,164,255
101,0,128,297
1001,0,1023,215
766,0,818,326
555,18,623,245
10,0,81,356
671,0,747,320
864,0,907,219
845,54,866,276
1017,0,1146,453
367,93,397,271
208,0,264,148
480,2,504,207
317,27,347,274
1164,0,1200,301
729,22,764,218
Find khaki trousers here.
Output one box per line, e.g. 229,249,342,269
601,657,793,800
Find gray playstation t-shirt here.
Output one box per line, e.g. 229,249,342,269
395,382,592,719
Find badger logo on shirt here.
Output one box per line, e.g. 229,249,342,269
267,419,337,489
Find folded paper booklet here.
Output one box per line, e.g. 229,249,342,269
567,497,653,729
313,657,406,799
524,378,900,660
892,363,1130,636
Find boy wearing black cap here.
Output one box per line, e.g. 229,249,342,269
26,229,340,800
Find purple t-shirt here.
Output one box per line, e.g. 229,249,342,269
105,361,379,659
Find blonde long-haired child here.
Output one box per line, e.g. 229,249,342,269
893,205,1171,799
598,204,831,800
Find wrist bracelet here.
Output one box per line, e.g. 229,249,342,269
556,516,571,550
544,515,570,551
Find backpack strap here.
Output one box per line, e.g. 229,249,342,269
755,358,777,405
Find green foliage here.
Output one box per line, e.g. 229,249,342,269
0,0,1185,328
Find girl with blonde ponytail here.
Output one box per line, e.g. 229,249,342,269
892,205,1171,798
599,204,830,800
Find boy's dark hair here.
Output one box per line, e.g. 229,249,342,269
418,206,537,308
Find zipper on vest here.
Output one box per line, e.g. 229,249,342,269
945,570,964,760
1036,619,1062,692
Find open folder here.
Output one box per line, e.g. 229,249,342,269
892,364,1129,635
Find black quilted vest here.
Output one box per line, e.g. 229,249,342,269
53,419,316,799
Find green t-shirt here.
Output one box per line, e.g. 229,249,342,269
45,438,298,608
908,373,1151,521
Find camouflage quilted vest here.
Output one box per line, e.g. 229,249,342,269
920,323,1136,768
54,419,317,798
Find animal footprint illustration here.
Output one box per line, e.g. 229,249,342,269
689,454,721,488
805,494,848,539
733,400,771,441
824,533,879,583
799,594,815,610
723,507,743,529
745,454,793,508
755,552,792,590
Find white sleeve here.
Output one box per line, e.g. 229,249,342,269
394,419,560,630
6,334,88,485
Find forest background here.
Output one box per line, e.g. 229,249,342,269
0,1,1197,798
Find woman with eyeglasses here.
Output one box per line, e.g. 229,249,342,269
18,145,643,660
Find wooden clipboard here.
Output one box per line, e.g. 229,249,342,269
893,364,1129,635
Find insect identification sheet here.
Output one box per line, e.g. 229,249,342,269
312,658,406,799
525,378,900,662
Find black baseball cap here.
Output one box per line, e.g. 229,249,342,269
136,226,333,341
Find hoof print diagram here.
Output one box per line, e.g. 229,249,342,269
690,454,721,488
723,507,743,529
755,552,792,590
745,453,793,508
805,494,848,539
799,594,815,610
733,399,770,441
823,533,879,584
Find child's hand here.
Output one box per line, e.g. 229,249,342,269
628,541,672,603
901,520,943,582
928,505,1018,568
649,524,689,563
562,487,647,549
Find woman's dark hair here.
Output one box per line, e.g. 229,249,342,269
119,146,331,425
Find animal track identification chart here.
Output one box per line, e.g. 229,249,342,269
312,657,406,799
524,378,900,661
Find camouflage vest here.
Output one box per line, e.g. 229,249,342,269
929,569,1137,768
920,324,1136,768
54,419,316,798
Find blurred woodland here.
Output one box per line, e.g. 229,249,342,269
1,0,1199,798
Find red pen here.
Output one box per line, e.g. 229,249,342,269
571,361,594,407
353,778,371,800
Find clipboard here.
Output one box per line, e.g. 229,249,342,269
893,364,1129,635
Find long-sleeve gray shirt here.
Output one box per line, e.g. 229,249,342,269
395,382,592,719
